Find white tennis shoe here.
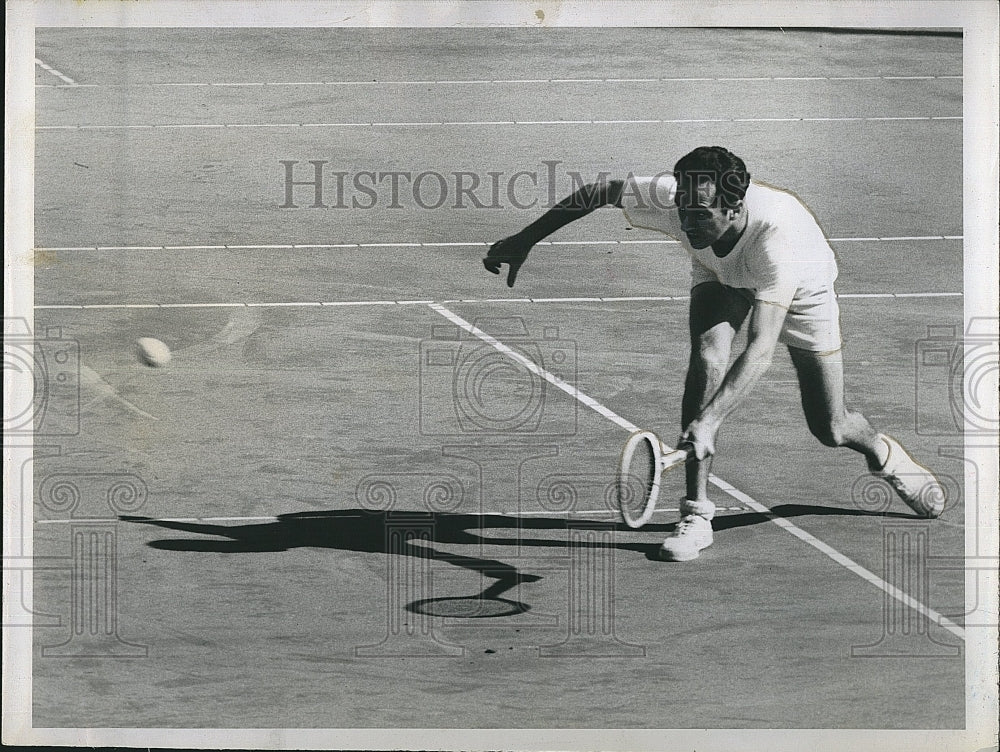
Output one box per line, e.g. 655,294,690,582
870,434,946,518
658,513,713,562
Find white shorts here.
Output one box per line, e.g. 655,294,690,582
777,287,843,353
692,267,843,354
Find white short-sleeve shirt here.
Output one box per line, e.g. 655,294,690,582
620,175,842,352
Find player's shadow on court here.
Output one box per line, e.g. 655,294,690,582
121,502,905,567
120,508,667,613
121,505,912,614
120,508,659,565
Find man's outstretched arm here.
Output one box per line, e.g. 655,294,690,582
483,179,625,287
681,299,787,459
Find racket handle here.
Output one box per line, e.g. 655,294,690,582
660,447,689,470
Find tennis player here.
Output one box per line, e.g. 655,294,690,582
484,145,945,561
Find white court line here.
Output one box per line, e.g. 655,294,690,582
35,115,963,131
33,292,961,310
501,507,749,516
37,507,750,525
35,57,77,86
426,301,967,642
37,516,279,525
35,74,963,89
709,476,968,640
429,302,639,432
31,235,963,252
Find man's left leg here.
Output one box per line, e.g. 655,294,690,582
788,345,945,518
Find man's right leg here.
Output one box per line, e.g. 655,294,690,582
788,345,945,518
660,282,750,561
681,282,752,503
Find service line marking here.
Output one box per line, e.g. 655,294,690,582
35,58,77,86
424,301,967,642
36,115,963,130
32,237,962,310
33,292,962,311
35,74,964,89
31,235,963,253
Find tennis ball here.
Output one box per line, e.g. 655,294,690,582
136,337,171,367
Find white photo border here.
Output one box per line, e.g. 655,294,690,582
4,1,997,750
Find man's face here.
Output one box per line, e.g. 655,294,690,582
674,178,737,249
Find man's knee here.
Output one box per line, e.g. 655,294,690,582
687,342,730,388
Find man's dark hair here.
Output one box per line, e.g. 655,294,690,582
673,146,750,210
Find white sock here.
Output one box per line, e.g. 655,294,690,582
680,498,716,521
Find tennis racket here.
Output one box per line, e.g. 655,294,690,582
617,430,690,529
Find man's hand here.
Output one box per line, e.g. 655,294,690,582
678,419,718,461
484,234,534,287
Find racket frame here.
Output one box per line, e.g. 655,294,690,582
617,430,663,529
617,431,690,529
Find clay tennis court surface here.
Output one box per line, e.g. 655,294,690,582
28,28,967,729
